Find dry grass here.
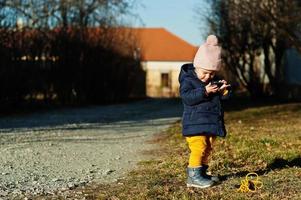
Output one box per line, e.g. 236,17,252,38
83,102,301,200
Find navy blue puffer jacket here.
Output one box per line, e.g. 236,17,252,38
179,63,230,137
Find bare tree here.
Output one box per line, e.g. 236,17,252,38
0,0,143,110
203,0,301,97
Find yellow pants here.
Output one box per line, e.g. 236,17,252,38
186,135,216,167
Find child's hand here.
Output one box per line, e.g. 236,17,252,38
219,80,231,91
205,82,219,95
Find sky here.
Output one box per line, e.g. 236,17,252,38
132,0,210,46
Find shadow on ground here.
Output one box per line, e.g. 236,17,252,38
0,98,182,131
1,96,300,133
220,157,301,181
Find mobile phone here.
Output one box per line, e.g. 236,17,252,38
211,81,223,88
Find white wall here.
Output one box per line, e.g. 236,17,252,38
141,61,191,97
141,61,189,71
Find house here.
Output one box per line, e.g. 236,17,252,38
9,26,197,99
130,28,198,97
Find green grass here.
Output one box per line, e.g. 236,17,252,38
83,102,301,200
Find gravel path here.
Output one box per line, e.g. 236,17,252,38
0,99,182,199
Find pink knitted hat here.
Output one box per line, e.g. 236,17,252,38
193,35,222,71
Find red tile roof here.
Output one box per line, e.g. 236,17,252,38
130,28,198,62
8,27,197,62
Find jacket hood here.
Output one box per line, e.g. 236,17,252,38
179,63,197,83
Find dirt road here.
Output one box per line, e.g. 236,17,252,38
0,99,182,199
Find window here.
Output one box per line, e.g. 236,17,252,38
161,73,170,88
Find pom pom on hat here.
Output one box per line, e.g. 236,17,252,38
206,35,218,46
193,35,222,71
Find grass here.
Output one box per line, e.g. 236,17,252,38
78,102,301,200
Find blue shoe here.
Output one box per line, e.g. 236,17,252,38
201,165,219,182
186,167,214,188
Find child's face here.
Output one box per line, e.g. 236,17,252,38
195,67,216,83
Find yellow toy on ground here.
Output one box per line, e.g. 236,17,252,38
237,172,263,193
